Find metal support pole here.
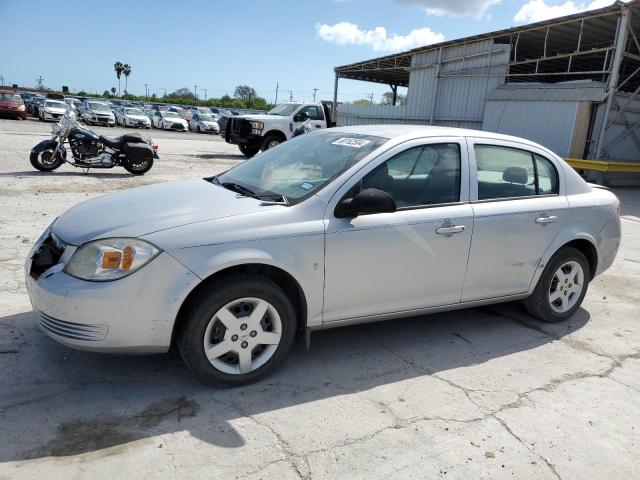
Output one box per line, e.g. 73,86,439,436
595,9,629,159
332,73,339,125
429,48,443,125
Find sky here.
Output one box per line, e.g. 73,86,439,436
0,0,625,104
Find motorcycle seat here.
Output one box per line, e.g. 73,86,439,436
99,133,146,149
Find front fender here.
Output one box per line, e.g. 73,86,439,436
31,139,67,159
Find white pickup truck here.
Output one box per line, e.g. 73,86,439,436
224,102,333,157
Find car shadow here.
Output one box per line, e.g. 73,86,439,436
0,303,590,462
0,170,135,179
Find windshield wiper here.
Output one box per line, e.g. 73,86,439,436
221,182,257,198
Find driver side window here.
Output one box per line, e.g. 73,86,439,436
299,106,323,120
362,144,461,208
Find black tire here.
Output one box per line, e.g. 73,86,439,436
239,144,260,157
176,273,297,385
261,135,283,151
30,149,63,171
524,247,590,323
123,156,153,175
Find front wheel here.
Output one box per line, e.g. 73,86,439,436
123,156,153,175
176,274,297,385
524,247,590,323
30,149,63,171
239,144,260,157
261,135,283,151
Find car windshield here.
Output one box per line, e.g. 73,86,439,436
88,103,110,111
268,103,302,116
0,93,22,102
125,108,143,115
164,112,180,118
199,114,215,122
45,100,66,109
217,132,387,203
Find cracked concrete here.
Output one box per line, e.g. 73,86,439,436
1,119,639,479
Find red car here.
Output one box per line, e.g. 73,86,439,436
0,91,27,120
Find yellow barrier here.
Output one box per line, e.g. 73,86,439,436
564,158,640,173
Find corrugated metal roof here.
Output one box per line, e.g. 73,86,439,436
486,81,607,102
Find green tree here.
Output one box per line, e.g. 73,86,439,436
234,85,257,105
168,87,195,99
110,87,116,96
123,64,132,95
353,98,373,106
381,91,407,106
114,61,124,97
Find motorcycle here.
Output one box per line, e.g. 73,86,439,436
30,109,159,175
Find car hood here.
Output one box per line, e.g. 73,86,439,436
53,179,271,245
200,121,219,127
45,107,66,113
240,114,287,122
165,117,186,123
0,101,22,108
126,114,150,121
90,110,113,116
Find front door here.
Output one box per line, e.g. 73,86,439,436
323,138,474,323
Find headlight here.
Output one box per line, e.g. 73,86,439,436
64,238,161,281
250,121,264,130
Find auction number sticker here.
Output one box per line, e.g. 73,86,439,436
332,138,371,148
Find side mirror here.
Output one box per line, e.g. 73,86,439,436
294,111,309,122
335,188,397,218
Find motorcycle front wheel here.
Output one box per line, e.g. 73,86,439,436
30,149,63,171
123,157,153,175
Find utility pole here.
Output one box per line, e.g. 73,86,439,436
163,88,167,98
368,92,374,104
0,75,4,87
313,88,318,102
203,88,207,101
194,84,198,104
288,90,293,102
275,82,279,104
144,84,149,101
36,76,44,91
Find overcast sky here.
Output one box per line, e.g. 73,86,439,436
0,0,625,103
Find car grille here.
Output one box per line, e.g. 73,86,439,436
38,312,108,341
171,123,185,130
30,233,66,280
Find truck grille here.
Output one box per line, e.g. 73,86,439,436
39,312,108,341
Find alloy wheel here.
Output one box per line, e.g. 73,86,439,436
548,260,584,313
203,297,282,375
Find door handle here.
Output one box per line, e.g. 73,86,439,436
535,215,557,224
315,124,322,128
436,225,466,235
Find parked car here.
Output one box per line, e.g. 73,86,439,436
169,106,193,123
189,113,220,133
78,100,116,127
29,96,45,117
116,107,152,128
64,97,81,110
24,126,621,385
216,114,230,135
0,91,27,120
152,110,188,130
39,99,68,122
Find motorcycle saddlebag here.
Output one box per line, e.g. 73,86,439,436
123,142,153,162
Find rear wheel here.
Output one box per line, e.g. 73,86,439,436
123,156,153,175
239,144,260,157
524,247,590,323
177,274,297,385
30,149,63,171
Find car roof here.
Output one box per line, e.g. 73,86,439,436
330,124,549,151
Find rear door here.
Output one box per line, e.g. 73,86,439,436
462,138,568,302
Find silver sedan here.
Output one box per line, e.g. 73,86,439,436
25,126,621,384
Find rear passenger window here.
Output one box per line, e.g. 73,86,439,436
475,145,558,200
535,154,559,195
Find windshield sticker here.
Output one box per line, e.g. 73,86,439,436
332,138,371,148
299,182,314,190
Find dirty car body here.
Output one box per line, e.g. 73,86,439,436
25,126,621,384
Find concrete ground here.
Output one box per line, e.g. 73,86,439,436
0,118,639,480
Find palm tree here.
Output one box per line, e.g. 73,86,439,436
111,87,116,96
123,64,132,98
114,61,124,97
